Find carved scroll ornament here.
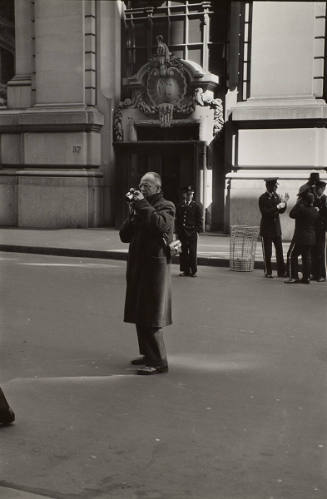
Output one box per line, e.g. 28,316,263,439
113,98,132,142
194,88,224,137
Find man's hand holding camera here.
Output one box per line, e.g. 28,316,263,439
132,190,144,201
126,188,144,216
126,188,144,202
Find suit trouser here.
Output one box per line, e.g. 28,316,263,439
136,324,168,368
286,239,295,278
261,235,285,276
180,233,198,274
289,244,312,281
311,230,326,279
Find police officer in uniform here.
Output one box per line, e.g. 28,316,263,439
259,178,289,278
176,185,203,277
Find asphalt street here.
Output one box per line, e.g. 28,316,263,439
0,252,327,499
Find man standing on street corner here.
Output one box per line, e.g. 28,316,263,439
175,185,203,277
312,180,327,282
298,171,320,197
286,173,321,276
119,172,175,375
285,191,320,284
259,178,289,278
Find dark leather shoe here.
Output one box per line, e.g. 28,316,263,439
130,356,146,366
300,279,310,284
137,365,168,375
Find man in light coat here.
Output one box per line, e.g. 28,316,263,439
119,172,175,375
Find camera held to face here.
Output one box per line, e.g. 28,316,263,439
125,188,136,202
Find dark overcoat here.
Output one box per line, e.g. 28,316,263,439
176,200,203,238
315,194,327,232
259,192,286,237
289,202,320,246
119,192,175,328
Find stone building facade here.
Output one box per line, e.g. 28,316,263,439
0,0,327,239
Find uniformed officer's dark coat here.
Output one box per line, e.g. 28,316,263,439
289,202,319,246
176,200,203,238
119,193,175,328
259,192,286,237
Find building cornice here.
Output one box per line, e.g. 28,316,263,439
231,97,327,122
0,107,104,133
231,118,327,130
0,169,103,177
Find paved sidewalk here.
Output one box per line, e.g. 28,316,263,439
0,227,290,268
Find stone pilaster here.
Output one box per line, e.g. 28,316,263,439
96,0,123,225
34,0,85,105
7,0,34,108
251,1,315,100
0,0,110,228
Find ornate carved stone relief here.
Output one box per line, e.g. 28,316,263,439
194,88,224,136
114,36,224,141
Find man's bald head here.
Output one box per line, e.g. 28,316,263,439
139,172,162,198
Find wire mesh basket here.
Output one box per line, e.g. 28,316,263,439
230,225,260,272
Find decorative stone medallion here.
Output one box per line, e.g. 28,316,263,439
147,66,187,107
113,35,224,139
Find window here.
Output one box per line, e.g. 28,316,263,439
237,1,252,101
122,1,228,90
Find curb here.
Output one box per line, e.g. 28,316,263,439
0,244,265,270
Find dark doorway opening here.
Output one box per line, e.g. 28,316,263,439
114,140,204,227
136,123,199,141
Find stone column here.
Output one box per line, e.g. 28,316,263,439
96,0,123,225
0,0,107,228
250,1,316,100
7,0,34,108
34,0,85,105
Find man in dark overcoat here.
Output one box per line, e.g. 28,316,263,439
285,192,320,284
258,178,289,278
298,172,320,197
119,172,175,375
286,172,320,276
175,185,203,277
312,180,327,282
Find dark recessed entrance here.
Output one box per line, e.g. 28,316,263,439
114,140,205,227
136,122,199,141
